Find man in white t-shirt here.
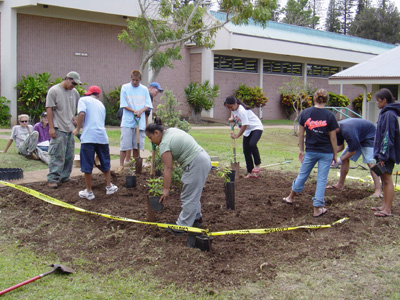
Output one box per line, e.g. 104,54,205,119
117,70,152,173
73,86,118,200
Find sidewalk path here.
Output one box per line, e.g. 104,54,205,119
0,124,291,185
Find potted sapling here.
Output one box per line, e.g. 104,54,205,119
147,177,164,211
125,158,136,188
217,166,235,210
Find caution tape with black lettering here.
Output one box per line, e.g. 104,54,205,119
0,181,348,237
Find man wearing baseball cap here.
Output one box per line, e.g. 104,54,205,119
146,82,164,124
73,86,118,200
45,71,81,188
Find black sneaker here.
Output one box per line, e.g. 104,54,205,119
165,228,186,236
192,218,203,228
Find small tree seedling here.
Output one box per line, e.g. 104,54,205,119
147,177,164,196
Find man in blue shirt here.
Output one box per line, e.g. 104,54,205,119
117,70,152,173
327,118,382,198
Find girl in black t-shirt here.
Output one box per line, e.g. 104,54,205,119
282,89,338,218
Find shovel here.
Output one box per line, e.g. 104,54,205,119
261,159,293,168
135,117,143,175
0,264,74,296
229,121,240,180
150,142,156,178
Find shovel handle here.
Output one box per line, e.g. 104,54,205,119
0,275,42,295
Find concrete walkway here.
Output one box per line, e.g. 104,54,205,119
0,128,151,185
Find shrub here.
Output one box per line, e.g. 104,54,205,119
328,92,350,107
234,84,268,108
16,72,86,123
0,96,11,127
352,93,371,113
280,93,313,118
103,86,121,126
184,80,219,113
156,90,191,132
16,72,54,124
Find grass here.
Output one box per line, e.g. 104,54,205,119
1,123,400,298
2,125,400,184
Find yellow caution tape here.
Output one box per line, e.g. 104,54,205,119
0,180,348,237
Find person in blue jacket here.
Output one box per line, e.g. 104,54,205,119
372,88,400,217
327,118,382,198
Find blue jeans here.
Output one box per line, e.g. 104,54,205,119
291,151,333,207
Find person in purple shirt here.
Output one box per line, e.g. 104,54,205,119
33,112,51,151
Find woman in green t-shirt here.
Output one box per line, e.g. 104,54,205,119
145,118,211,229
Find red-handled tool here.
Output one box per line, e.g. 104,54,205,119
0,264,74,296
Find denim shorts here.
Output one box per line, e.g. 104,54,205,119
341,145,375,164
80,143,111,173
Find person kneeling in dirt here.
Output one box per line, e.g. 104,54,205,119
326,118,382,198
1,114,49,164
145,117,211,232
73,86,118,200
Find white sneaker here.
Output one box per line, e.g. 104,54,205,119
79,189,95,200
123,160,131,167
106,183,118,195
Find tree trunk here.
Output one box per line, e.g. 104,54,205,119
190,109,202,124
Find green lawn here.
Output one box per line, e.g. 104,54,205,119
1,124,400,298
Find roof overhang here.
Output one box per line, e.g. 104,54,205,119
329,78,400,85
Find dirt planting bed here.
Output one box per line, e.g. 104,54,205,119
0,168,398,290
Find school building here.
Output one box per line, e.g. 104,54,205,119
0,0,396,125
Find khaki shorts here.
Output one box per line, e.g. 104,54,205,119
120,127,145,151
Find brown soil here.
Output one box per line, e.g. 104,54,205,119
0,168,398,290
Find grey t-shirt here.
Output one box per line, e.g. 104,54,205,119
159,128,202,168
46,83,79,132
11,125,33,148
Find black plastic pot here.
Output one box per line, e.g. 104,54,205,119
225,181,235,210
149,195,163,211
0,168,23,181
227,170,235,182
195,235,214,252
371,164,387,176
125,175,136,188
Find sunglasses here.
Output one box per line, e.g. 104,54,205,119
20,120,28,123
69,78,78,86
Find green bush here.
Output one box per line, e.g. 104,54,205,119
16,73,86,124
328,92,350,107
0,96,11,126
352,93,371,113
234,84,268,108
184,80,219,113
280,93,313,118
156,90,191,132
103,86,121,126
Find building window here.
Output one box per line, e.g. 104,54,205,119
307,64,340,77
263,60,303,76
214,55,258,73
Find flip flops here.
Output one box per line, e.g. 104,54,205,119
374,211,393,217
244,173,258,178
371,206,382,212
282,197,293,205
313,208,328,218
252,167,261,174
